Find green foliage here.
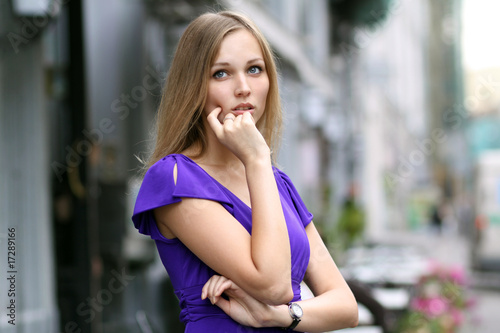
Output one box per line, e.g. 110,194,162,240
336,198,365,250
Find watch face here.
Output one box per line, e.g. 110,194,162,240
291,303,303,318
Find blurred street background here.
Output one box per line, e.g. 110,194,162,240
1,0,500,332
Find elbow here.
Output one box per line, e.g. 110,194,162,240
249,271,293,304
348,300,359,328
260,282,294,305
349,310,359,328
334,290,359,328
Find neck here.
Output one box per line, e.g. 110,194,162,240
186,121,243,168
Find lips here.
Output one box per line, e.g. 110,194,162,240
232,103,255,115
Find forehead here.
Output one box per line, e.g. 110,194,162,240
215,29,264,62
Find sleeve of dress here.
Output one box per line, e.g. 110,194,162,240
131,155,232,241
274,168,314,228
131,156,180,240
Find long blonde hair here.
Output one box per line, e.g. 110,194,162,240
145,11,282,170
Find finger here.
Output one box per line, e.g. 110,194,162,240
215,279,233,297
206,107,223,136
223,113,236,124
241,111,255,124
206,275,220,301
209,275,227,304
201,276,212,299
201,274,220,300
213,295,231,313
232,113,243,126
211,276,231,304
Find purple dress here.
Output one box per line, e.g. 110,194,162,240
132,154,312,332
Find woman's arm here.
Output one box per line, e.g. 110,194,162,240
154,109,292,305
203,222,358,331
284,221,359,331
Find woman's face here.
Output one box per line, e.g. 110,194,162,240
205,29,269,124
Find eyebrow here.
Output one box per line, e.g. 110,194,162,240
212,58,264,67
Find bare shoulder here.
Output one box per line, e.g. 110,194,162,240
153,195,224,239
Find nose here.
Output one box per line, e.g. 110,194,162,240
234,74,251,97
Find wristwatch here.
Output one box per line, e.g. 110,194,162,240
283,302,303,330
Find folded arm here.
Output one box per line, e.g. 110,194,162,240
154,156,293,305
203,222,359,331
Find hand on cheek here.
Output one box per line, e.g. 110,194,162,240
206,106,269,164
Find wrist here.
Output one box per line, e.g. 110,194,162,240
283,302,303,330
243,152,272,171
264,304,292,328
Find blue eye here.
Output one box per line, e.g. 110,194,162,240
213,70,227,79
248,66,262,74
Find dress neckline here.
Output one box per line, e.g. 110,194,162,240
175,154,253,211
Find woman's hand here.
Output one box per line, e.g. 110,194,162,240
201,275,282,328
206,107,270,165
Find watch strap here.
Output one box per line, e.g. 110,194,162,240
282,302,301,331
285,317,300,331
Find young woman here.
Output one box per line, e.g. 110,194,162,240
132,11,358,332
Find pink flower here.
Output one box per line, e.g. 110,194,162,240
425,297,449,318
410,298,427,312
450,308,464,326
403,262,474,330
